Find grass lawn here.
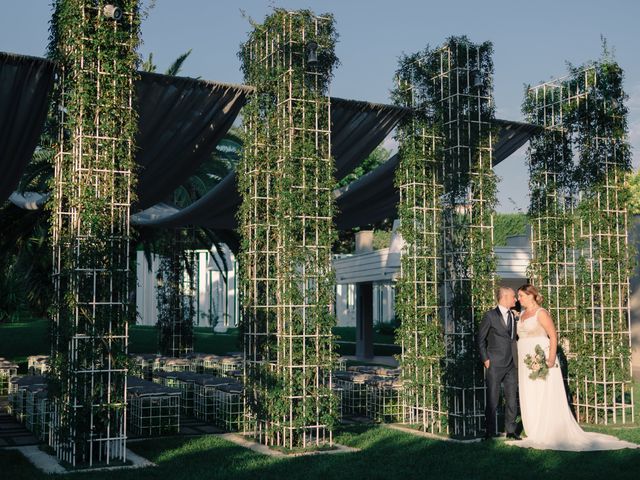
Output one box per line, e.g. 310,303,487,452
1,319,638,479
0,422,638,480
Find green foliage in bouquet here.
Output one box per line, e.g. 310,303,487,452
523,344,550,380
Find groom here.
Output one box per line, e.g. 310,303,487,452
477,286,520,440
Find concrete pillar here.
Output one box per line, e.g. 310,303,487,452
356,282,374,359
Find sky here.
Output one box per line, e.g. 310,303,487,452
2,0,639,213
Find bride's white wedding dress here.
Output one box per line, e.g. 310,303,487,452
506,308,638,451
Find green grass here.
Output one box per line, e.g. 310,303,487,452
0,322,399,362
0,422,638,480
129,325,242,355
1,320,638,479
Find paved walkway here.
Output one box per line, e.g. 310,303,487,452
0,411,39,448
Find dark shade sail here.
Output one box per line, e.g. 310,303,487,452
135,73,252,209
131,98,409,229
1,52,251,208
334,119,540,230
0,52,55,201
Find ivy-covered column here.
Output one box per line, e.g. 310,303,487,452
392,38,497,438
393,54,446,433
523,84,578,361
48,0,139,466
569,62,634,424
156,228,196,357
238,9,338,449
525,59,634,425
437,38,498,437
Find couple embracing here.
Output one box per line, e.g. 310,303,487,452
478,284,638,451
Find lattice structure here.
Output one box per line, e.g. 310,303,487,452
366,377,403,423
48,0,139,466
216,383,245,432
160,358,194,373
28,355,50,376
0,358,18,395
436,39,497,437
157,228,196,357
193,376,234,423
334,372,369,416
127,377,181,437
152,371,198,417
9,376,48,423
238,10,338,448
25,386,48,438
393,38,497,438
526,62,634,424
130,354,161,380
37,397,51,443
393,51,446,433
525,77,581,365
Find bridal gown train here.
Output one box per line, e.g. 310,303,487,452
506,308,639,451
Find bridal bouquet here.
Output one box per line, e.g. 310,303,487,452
523,344,549,380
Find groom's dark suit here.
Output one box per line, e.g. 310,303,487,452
477,305,518,437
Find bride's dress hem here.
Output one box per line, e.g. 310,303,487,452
511,308,639,452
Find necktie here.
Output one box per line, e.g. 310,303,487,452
507,310,514,339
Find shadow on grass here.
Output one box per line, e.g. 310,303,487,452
5,424,634,480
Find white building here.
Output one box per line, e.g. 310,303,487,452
136,224,531,331
136,244,239,332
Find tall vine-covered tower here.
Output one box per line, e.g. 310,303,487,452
48,0,139,466
394,37,497,438
238,10,339,448
525,59,634,425
393,51,446,434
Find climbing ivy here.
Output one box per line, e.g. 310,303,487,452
524,54,634,423
47,0,140,466
393,37,497,437
237,9,339,448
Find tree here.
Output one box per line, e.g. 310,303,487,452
629,170,640,215
336,145,390,188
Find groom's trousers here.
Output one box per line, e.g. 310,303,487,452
485,363,518,436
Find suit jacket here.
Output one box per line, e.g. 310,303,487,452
477,306,518,369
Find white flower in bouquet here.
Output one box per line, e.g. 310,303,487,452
531,361,540,372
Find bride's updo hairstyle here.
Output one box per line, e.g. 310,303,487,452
518,284,543,305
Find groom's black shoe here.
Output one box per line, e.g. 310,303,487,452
506,433,522,440
483,433,500,441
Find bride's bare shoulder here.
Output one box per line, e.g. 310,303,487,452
536,308,555,325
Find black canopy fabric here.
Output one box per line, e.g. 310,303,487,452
0,52,55,202
1,52,251,208
130,98,410,229
334,153,400,230
135,73,252,209
334,119,539,230
493,118,542,162
331,98,410,179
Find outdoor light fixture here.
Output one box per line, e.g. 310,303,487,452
103,4,123,21
471,69,483,87
306,41,318,67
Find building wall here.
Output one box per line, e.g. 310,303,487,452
135,247,239,329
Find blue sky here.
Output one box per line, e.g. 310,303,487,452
2,0,639,213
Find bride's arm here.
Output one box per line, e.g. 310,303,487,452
538,309,557,368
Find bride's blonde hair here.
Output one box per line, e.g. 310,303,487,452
518,284,543,305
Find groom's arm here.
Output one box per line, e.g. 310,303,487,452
477,311,492,368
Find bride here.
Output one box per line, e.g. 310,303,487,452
506,284,638,451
